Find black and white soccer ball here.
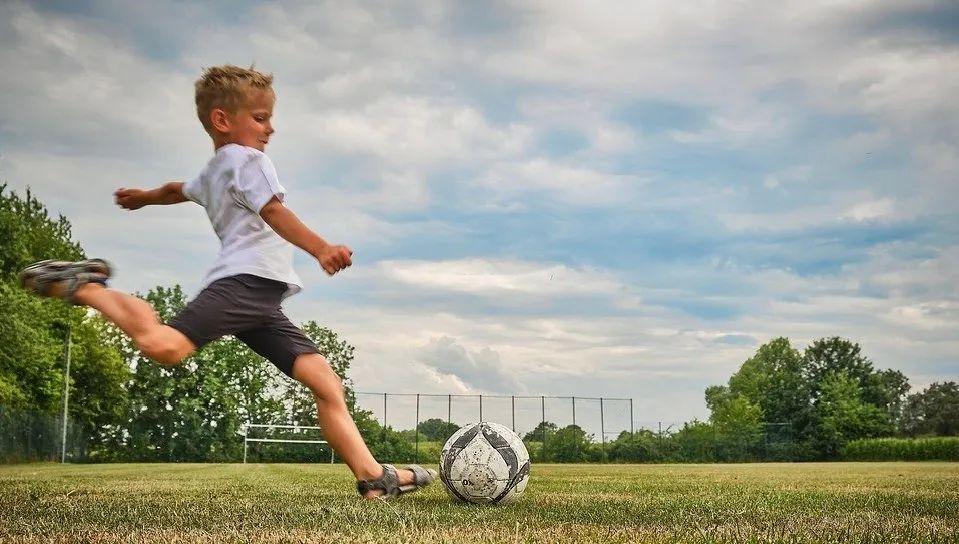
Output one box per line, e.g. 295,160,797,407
439,421,531,504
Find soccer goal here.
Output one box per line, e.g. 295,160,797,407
243,423,334,464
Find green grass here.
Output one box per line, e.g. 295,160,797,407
1,463,957,543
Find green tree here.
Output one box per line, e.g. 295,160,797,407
353,408,416,462
729,338,809,434
523,421,558,442
900,382,959,437
103,285,279,461
0,185,127,455
804,337,908,415
417,418,460,441
709,394,764,461
548,424,593,462
672,420,716,462
814,371,894,457
608,429,671,462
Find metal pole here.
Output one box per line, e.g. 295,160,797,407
630,398,634,436
60,325,72,463
243,437,248,463
415,394,420,463
448,394,452,425
511,396,515,432
541,395,546,462
479,394,483,422
572,396,576,427
382,393,387,440
600,397,606,461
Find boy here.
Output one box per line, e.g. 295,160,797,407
20,65,436,499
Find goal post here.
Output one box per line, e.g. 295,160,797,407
243,423,334,464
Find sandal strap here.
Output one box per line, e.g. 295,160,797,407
22,269,106,305
406,464,436,487
356,464,400,497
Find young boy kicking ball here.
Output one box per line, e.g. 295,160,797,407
20,65,436,499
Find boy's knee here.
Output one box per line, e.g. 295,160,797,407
137,330,192,366
293,354,345,397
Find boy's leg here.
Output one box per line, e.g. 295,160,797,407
73,283,196,365
291,354,418,498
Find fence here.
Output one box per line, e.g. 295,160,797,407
354,392,636,462
0,405,87,463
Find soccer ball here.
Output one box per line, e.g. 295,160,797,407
439,421,531,504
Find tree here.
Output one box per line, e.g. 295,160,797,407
353,408,416,462
803,337,908,414
814,371,893,457
728,338,809,434
671,420,717,462
548,425,593,463
706,338,811,458
900,382,959,437
608,429,670,463
417,418,460,442
102,285,282,461
523,421,558,442
709,394,764,461
0,185,127,451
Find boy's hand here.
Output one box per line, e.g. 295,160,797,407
318,245,353,276
114,188,149,210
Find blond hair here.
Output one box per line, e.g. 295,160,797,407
194,65,274,132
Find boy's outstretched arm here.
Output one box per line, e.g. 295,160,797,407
115,182,188,210
259,197,353,276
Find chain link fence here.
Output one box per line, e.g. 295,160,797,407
0,405,87,463
354,392,637,462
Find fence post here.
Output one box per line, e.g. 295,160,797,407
60,325,72,463
541,395,546,462
415,394,420,463
600,397,606,461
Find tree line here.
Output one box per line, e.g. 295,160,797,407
527,338,957,463
1,184,956,463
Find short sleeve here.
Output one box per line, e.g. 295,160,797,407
233,152,287,213
181,177,203,205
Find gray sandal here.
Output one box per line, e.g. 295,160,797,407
19,259,111,305
356,464,438,498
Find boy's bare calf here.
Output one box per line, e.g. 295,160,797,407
73,283,196,366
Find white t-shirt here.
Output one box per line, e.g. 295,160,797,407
182,143,302,298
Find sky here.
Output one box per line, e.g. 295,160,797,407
1,0,957,436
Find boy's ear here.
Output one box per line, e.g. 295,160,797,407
210,108,231,133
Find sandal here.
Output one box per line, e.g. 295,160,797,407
356,463,438,499
20,259,110,305
20,258,112,278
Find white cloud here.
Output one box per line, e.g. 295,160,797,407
842,198,895,222
476,159,644,207
3,0,958,428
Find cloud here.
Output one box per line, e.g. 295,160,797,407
413,336,523,394
3,0,958,429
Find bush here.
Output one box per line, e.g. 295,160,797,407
842,437,959,461
609,430,668,462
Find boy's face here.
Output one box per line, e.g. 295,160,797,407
214,89,275,151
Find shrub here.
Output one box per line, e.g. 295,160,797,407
842,437,959,461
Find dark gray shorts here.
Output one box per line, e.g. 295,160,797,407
168,274,319,376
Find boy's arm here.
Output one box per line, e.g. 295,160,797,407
115,182,188,210
259,197,353,276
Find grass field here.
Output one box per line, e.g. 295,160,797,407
1,462,957,543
